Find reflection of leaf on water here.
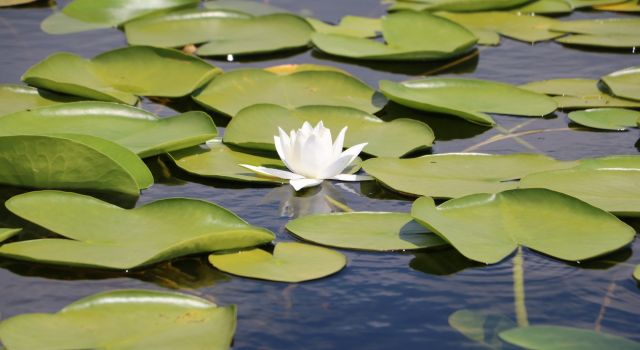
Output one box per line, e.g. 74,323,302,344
0,256,230,290
262,181,350,218
410,248,482,276
449,309,515,349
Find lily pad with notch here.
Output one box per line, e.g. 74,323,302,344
22,46,221,105
311,11,477,61
285,212,446,251
0,101,218,158
224,104,434,158
380,78,557,126
0,190,275,269
0,289,237,350
411,188,635,264
209,242,346,282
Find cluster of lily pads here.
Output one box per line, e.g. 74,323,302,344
0,0,639,349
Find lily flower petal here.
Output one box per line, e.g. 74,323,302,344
332,126,347,158
290,178,323,191
238,164,304,180
318,142,368,179
331,174,374,181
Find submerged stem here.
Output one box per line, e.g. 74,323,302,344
513,246,529,327
324,195,353,212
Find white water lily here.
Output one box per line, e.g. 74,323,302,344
240,121,370,191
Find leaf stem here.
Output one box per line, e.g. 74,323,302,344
513,246,529,327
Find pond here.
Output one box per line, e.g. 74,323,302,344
0,0,639,349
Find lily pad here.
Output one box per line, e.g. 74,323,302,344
411,188,635,264
499,326,640,350
556,33,640,48
449,310,515,348
204,0,287,15
0,228,21,243
125,9,313,56
436,11,563,43
0,190,275,269
362,153,574,198
519,168,640,216
0,134,151,196
551,18,640,48
0,0,36,6
169,141,286,183
209,242,346,282
379,78,557,126
307,16,381,38
285,212,447,251
311,11,477,61
513,0,574,15
23,46,221,105
193,66,383,117
390,0,532,12
0,289,236,350
0,84,83,116
568,108,640,130
0,102,218,158
224,104,434,158
594,1,640,12
41,11,113,35
601,66,640,102
519,78,640,109
634,265,640,280
568,0,627,7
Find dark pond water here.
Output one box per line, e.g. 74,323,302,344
1,1,639,349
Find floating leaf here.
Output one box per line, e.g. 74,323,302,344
0,289,236,350
0,102,218,158
0,228,21,243
0,0,36,6
193,66,383,116
285,212,446,251
411,189,635,264
520,78,640,108
0,84,81,116
169,141,286,183
601,66,640,102
125,9,313,56
23,46,221,105
362,153,574,198
556,33,640,48
568,108,640,130
594,1,640,12
449,310,515,348
203,0,287,15
634,265,640,280
209,242,346,282
0,134,151,196
567,0,627,7
499,326,640,350
552,18,640,48
41,11,112,35
513,0,574,15
0,190,275,269
311,11,477,61
224,104,434,157
390,0,532,12
519,168,640,216
379,78,557,126
306,16,381,38
436,11,563,43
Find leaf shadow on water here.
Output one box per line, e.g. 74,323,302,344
310,48,480,76
358,180,414,201
0,255,230,290
145,95,230,127
410,247,484,276
202,46,312,63
377,101,491,141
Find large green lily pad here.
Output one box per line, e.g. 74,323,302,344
23,46,221,105
203,0,287,15
568,108,640,130
601,66,640,102
519,168,640,216
436,11,563,44
0,190,275,269
285,212,446,251
125,9,313,56
0,289,236,350
411,189,635,264
390,0,532,12
41,0,198,34
499,326,640,350
551,18,640,48
224,104,434,157
513,0,574,15
209,242,346,282
311,11,477,61
0,84,81,116
0,102,218,158
193,66,383,117
519,78,640,108
380,78,557,126
0,134,151,196
362,153,574,198
169,140,286,183
307,16,381,38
